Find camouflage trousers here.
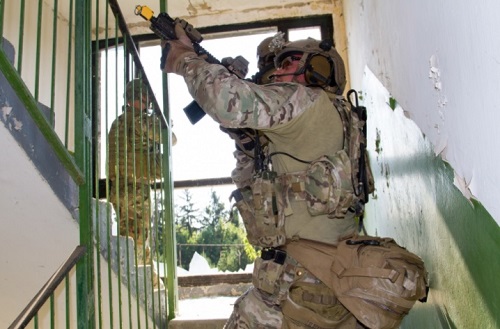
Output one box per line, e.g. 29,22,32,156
225,249,363,329
109,182,151,265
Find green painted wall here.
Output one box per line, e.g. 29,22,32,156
361,70,499,328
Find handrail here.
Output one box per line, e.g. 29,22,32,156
0,49,85,185
8,245,87,329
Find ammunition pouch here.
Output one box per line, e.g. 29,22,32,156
232,171,286,248
280,150,355,219
252,248,303,305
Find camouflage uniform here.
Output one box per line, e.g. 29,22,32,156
108,79,162,265
170,42,360,327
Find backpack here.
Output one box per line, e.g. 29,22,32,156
285,237,429,329
336,89,375,217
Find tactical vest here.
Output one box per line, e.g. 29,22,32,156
229,90,374,248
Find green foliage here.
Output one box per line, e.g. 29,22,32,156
176,189,200,236
389,97,397,110
174,189,257,272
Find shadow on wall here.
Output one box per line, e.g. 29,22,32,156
361,67,499,329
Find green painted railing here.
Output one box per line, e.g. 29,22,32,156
8,246,87,329
0,49,85,185
2,0,177,327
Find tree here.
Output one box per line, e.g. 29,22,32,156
194,190,229,266
175,189,200,269
174,188,257,271
176,189,199,236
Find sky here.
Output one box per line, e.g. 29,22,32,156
102,27,321,212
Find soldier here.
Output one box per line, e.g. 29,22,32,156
223,34,283,192
161,25,427,328
108,79,163,266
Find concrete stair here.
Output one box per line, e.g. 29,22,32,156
168,318,228,329
92,199,167,327
92,199,253,329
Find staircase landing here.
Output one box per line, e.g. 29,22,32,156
169,296,236,329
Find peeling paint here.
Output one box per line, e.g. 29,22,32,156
434,136,448,158
429,55,441,90
375,128,382,154
187,0,212,15
2,106,13,121
453,171,475,204
12,117,23,131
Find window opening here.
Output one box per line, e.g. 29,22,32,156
97,16,333,275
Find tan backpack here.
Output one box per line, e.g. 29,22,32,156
286,236,428,329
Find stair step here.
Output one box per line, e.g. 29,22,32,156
167,296,235,328
168,318,228,329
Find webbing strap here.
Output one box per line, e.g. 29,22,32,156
282,296,356,328
331,261,400,283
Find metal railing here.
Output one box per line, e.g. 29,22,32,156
1,0,177,327
8,246,87,329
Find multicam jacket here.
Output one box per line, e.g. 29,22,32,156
108,107,162,185
178,54,357,246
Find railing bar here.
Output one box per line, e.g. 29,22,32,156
148,105,157,328
103,3,115,328
134,70,149,328
65,276,70,329
160,0,177,317
17,0,26,74
0,0,4,47
129,66,142,329
8,246,87,329
64,0,74,148
92,1,105,328
50,0,59,125
173,177,234,188
121,42,134,329
152,122,160,328
0,49,85,185
113,21,124,329
34,0,43,100
50,294,55,329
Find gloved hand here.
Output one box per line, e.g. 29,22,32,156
160,23,196,74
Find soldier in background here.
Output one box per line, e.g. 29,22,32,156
108,79,163,266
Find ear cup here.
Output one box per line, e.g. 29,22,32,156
255,64,276,84
305,55,333,87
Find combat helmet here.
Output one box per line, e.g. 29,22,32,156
254,32,286,84
274,38,346,94
125,79,149,101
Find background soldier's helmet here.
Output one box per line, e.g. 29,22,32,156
125,78,150,103
274,38,346,94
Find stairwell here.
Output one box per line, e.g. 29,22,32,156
92,198,168,327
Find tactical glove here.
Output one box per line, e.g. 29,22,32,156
160,23,196,74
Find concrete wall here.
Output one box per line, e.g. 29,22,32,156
343,1,499,328
343,0,500,226
2,0,76,150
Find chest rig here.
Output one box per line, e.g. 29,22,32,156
227,90,374,248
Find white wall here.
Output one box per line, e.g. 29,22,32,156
0,123,80,328
343,0,500,225
2,0,76,150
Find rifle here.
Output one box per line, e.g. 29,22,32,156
135,5,249,124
